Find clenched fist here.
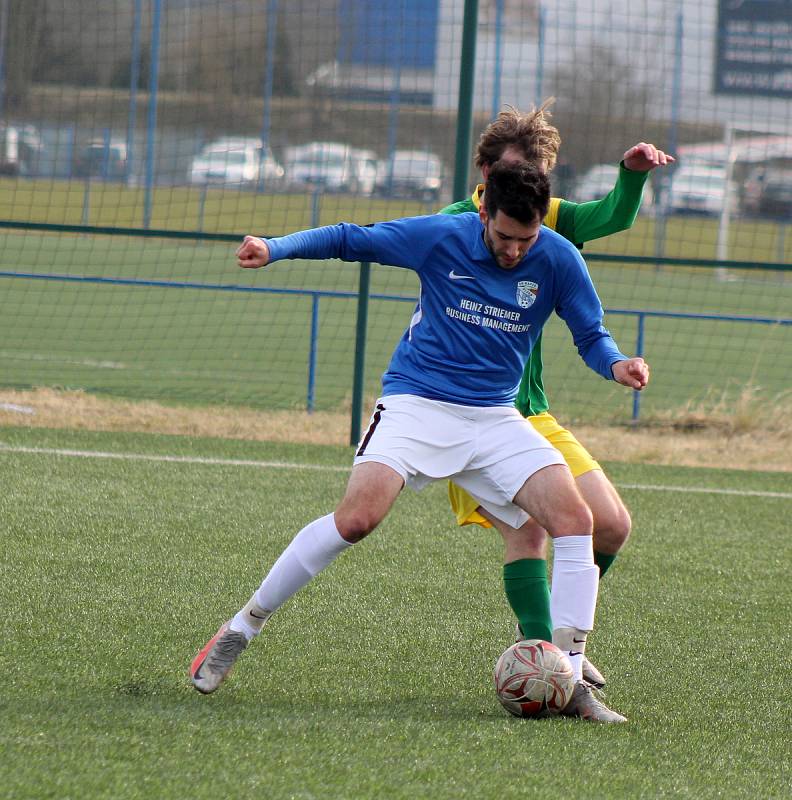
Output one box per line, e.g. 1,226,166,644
236,235,271,269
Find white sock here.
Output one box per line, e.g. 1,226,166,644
230,513,352,639
550,535,600,682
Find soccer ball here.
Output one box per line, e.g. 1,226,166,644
493,639,575,718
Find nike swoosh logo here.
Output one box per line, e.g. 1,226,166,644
568,651,583,657
449,270,475,280
572,637,587,644
249,610,270,620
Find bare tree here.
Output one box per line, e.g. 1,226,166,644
3,0,47,109
549,44,652,166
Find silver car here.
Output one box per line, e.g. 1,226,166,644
665,165,735,217
189,137,284,188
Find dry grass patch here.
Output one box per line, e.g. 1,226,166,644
1,387,790,472
0,388,349,446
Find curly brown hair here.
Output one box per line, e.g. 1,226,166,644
484,161,550,225
474,98,561,172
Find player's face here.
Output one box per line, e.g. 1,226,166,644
480,209,542,270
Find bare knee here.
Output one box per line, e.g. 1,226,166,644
593,505,631,554
548,500,593,537
334,462,403,543
576,470,631,553
513,464,593,537
334,506,381,543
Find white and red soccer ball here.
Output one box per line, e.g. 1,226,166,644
493,639,575,718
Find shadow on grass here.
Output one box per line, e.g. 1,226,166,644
103,676,573,727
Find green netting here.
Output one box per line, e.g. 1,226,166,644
1,0,790,425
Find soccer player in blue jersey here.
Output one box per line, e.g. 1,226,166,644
191,161,649,722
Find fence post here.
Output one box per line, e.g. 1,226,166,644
101,128,111,180
491,0,504,119
143,0,163,230
126,0,142,186
258,0,278,193
452,0,479,202
306,294,320,413
196,182,208,239
535,4,546,106
310,188,321,228
0,0,8,119
350,261,371,446
81,177,91,225
632,312,646,422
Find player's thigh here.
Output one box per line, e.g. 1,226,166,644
513,463,592,537
335,461,404,541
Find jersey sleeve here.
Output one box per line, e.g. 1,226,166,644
554,162,649,245
265,216,442,271
552,248,628,379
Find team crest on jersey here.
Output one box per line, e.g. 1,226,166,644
516,280,539,308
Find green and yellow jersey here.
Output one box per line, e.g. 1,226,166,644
439,162,648,416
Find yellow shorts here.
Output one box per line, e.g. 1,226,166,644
448,411,601,528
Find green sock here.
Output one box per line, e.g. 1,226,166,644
503,558,552,642
594,550,617,578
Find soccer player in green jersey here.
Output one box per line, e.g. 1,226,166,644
444,103,673,690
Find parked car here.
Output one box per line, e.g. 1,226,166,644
189,137,284,188
573,164,620,203
0,123,44,176
74,138,128,181
376,149,445,202
284,141,376,194
349,148,379,196
664,165,735,217
742,166,792,220
573,163,654,211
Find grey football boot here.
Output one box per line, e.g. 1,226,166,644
190,622,249,694
561,680,627,723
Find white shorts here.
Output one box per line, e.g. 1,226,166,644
354,394,565,528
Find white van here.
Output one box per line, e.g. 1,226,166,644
0,124,44,176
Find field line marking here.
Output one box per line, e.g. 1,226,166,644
0,443,790,499
0,444,349,473
617,482,791,499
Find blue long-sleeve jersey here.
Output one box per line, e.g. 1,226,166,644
265,212,627,407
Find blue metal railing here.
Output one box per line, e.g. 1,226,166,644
605,308,792,420
1,267,790,418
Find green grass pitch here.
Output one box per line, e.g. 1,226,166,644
1,425,790,799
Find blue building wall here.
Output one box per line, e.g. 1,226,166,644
337,0,438,69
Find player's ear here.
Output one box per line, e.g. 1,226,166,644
479,203,488,226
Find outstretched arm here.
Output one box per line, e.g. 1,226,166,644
557,142,675,244
235,215,444,273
